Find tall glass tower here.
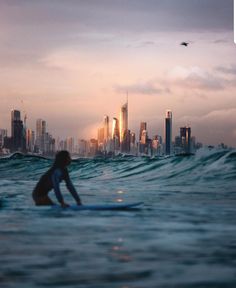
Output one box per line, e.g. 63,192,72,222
11,110,24,151
180,126,191,153
119,102,128,142
11,110,21,138
112,118,119,140
36,119,46,153
165,110,172,155
103,115,109,141
139,122,147,141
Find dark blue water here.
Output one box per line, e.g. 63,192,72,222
0,148,236,288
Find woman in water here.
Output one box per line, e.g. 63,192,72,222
32,150,82,207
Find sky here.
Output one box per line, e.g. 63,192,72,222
0,0,235,146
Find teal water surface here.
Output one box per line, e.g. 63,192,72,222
0,148,236,288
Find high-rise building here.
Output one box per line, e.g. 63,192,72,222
11,110,25,151
120,102,129,152
140,130,148,145
103,115,109,141
180,126,191,153
98,127,104,145
139,122,147,141
121,129,131,152
58,139,65,151
0,129,7,149
139,130,148,154
130,132,136,146
153,135,162,145
44,133,55,155
152,135,163,156
36,119,42,148
42,120,46,134
112,118,119,140
130,132,137,155
78,139,88,156
112,117,120,151
26,129,35,152
191,136,196,152
89,139,98,156
36,119,47,153
165,110,172,155
120,102,128,143
175,136,181,147
11,110,20,137
66,137,75,154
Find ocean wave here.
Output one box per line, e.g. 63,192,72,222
0,148,235,183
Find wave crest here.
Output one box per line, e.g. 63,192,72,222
0,148,235,182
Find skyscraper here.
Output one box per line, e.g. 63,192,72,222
119,102,128,143
11,110,24,151
180,126,191,154
139,129,148,154
130,132,136,155
103,115,109,141
78,139,87,156
97,127,104,146
112,117,120,151
36,119,46,153
130,132,136,146
36,119,42,142
89,139,98,156
120,102,129,152
26,129,35,152
66,137,75,154
0,129,7,149
11,110,20,137
139,122,147,141
165,110,172,155
140,130,148,145
122,129,131,152
112,118,119,140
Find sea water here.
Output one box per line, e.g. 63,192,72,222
0,148,236,288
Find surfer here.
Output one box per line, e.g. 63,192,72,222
32,150,82,207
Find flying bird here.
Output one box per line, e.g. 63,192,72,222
180,42,189,47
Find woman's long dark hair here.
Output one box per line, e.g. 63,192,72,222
53,150,70,168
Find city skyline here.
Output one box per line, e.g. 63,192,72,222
0,1,235,146
0,104,212,157
0,101,233,151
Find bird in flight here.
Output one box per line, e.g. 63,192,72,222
180,42,189,47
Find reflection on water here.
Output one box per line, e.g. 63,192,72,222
0,148,236,287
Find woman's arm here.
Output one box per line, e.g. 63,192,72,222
51,169,68,206
64,170,82,205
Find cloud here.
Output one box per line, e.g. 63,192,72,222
0,0,235,145
169,66,225,91
0,0,233,35
201,108,236,124
40,49,79,71
115,65,228,98
137,41,157,48
114,81,166,95
216,65,236,75
213,39,229,44
179,108,236,145
180,108,236,126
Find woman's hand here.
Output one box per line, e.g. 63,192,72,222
61,202,70,208
77,200,82,206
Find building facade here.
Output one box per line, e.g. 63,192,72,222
165,110,172,155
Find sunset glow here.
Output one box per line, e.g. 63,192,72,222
0,0,235,146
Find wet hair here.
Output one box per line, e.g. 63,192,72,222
53,150,71,168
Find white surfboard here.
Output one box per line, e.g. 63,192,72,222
53,202,143,211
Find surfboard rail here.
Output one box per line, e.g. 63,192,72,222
52,202,144,211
